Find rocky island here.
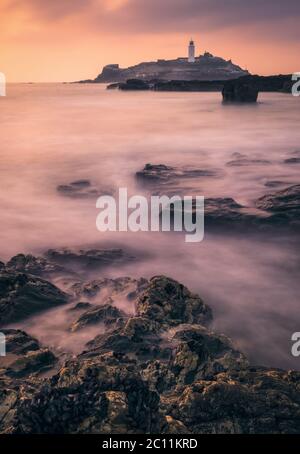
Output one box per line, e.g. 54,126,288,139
76,51,249,84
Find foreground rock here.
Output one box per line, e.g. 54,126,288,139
0,271,69,326
1,276,300,434
0,329,56,378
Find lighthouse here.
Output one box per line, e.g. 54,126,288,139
188,39,195,63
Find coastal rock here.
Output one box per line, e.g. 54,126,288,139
226,158,270,167
70,276,147,300
6,355,161,434
2,275,300,434
222,80,259,103
136,163,219,183
0,329,57,378
57,180,111,199
284,158,300,165
5,254,65,277
0,271,69,326
119,79,150,90
136,276,212,328
255,185,300,214
45,248,135,271
70,302,126,332
171,326,248,385
1,329,40,355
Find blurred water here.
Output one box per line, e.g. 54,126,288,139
0,83,299,368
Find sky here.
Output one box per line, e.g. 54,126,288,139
0,0,300,82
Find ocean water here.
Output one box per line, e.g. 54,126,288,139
0,83,299,369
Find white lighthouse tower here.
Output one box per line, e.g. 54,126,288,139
188,39,195,63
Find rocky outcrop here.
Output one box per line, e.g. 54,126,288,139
45,248,135,271
136,276,212,328
70,302,126,332
0,271,69,326
1,276,300,434
222,79,259,103
0,329,57,378
5,254,65,277
136,163,219,183
118,79,150,90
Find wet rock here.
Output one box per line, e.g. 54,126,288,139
226,158,270,167
1,329,40,355
119,79,150,91
8,355,161,434
136,163,219,183
136,276,212,328
264,181,291,188
222,80,258,102
5,254,65,277
2,275,300,434
284,158,300,165
0,329,57,378
4,349,57,379
70,277,148,301
255,185,300,214
45,248,135,271
166,368,300,434
57,180,111,199
171,326,248,385
68,302,93,312
70,302,127,332
0,271,69,326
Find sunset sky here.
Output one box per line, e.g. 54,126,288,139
0,0,300,82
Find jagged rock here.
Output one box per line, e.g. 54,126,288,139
1,329,40,355
2,275,300,434
136,276,212,328
0,261,5,271
70,277,147,300
171,326,248,385
0,329,57,378
136,163,218,183
255,185,300,214
223,79,259,102
68,302,93,312
5,254,65,277
70,302,126,332
166,369,300,434
4,349,57,379
6,354,161,434
45,248,135,271
0,271,69,326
